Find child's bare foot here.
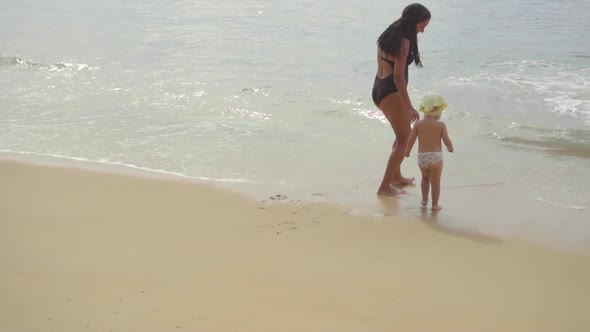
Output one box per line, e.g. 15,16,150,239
377,185,405,196
391,176,415,186
420,200,428,207
431,204,442,211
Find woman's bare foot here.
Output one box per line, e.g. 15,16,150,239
431,204,442,211
377,185,405,196
391,176,415,186
420,200,428,207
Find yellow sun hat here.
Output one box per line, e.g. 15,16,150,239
419,93,448,115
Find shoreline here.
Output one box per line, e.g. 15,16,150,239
1,157,590,331
2,150,589,254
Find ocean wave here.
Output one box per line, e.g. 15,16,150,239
445,60,590,124
495,135,590,159
491,124,590,158
534,186,589,211
354,108,387,123
0,55,99,72
0,150,255,184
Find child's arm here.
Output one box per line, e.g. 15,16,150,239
405,124,418,157
441,122,454,152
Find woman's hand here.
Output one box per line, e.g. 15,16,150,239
409,107,420,123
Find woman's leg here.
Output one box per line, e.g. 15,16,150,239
376,94,414,196
377,149,405,196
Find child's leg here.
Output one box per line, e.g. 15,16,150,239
419,166,430,206
429,161,444,210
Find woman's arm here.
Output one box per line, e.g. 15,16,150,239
393,38,419,122
405,123,419,157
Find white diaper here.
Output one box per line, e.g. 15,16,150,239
417,152,443,169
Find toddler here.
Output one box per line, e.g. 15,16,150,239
405,94,454,210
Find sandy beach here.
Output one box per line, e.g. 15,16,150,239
1,158,589,332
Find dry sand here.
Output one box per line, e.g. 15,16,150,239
1,159,589,332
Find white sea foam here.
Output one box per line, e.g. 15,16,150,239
446,61,590,124
0,150,254,184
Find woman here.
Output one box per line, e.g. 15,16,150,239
372,3,431,196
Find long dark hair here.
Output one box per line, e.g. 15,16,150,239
377,3,431,67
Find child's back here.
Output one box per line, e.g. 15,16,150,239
414,117,448,153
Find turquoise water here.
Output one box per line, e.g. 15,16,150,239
1,0,589,250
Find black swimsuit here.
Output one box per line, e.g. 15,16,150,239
371,52,414,107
